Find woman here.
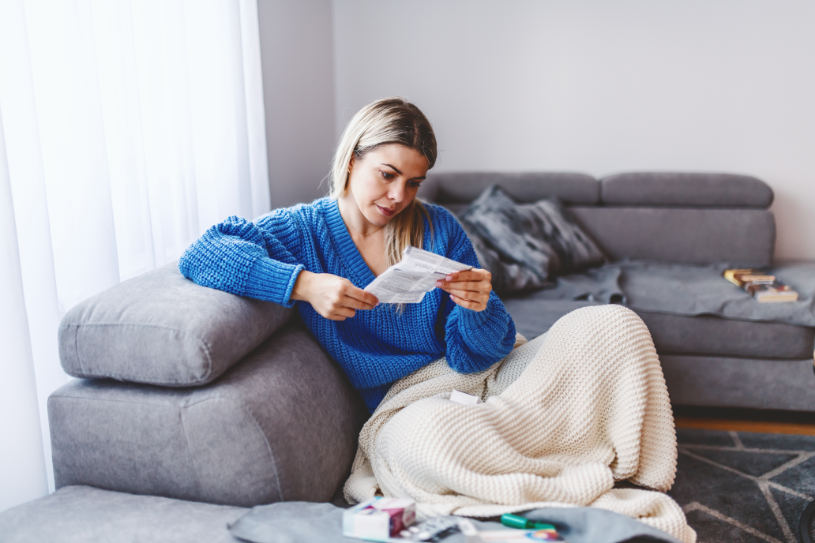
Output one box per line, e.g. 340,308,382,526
181,97,693,541
179,97,517,413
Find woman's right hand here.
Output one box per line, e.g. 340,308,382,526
291,270,379,321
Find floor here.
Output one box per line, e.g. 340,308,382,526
674,406,815,436
671,408,815,542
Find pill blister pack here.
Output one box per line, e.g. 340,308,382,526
398,515,460,541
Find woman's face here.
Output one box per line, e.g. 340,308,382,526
345,143,429,229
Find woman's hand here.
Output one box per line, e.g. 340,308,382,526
291,270,378,321
436,268,492,312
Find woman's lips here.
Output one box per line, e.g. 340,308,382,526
376,205,396,217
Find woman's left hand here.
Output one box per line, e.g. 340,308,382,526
436,268,492,312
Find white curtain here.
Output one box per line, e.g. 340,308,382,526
0,0,270,511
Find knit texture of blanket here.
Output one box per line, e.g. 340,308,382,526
344,305,696,543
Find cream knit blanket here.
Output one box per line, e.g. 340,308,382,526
344,305,696,543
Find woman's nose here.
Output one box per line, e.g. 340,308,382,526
388,183,405,201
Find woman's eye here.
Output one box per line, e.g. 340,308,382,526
380,170,395,180
408,180,422,188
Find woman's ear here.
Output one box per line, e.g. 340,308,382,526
344,156,356,191
341,157,353,194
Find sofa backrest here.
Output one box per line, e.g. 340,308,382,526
420,171,775,268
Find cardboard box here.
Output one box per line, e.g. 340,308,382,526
342,497,416,542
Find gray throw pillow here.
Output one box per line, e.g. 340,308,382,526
58,263,293,387
458,185,606,293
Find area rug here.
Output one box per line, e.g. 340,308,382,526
669,428,815,543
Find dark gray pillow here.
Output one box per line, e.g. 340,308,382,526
458,185,606,293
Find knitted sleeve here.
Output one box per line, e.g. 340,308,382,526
178,210,305,307
431,206,517,373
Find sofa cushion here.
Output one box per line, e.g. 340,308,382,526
569,207,775,267
58,262,292,387
0,485,246,543
459,185,606,293
49,324,367,507
503,294,815,361
636,310,815,360
661,355,815,411
502,298,604,340
421,171,600,206
601,172,774,208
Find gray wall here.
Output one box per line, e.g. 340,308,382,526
259,0,815,260
257,0,336,207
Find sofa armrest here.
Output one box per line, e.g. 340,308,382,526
58,263,293,387
49,323,368,506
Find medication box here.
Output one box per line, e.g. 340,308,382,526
342,497,416,542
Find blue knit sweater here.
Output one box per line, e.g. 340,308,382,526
179,198,516,411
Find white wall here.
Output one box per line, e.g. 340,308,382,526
331,0,815,260
257,0,336,207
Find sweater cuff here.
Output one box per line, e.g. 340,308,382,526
456,297,499,328
454,295,514,354
243,258,304,307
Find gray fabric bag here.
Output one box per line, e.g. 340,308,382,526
228,501,681,543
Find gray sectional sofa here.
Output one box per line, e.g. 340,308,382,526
421,171,815,413
2,171,814,542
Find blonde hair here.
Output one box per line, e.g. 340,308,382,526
330,97,437,267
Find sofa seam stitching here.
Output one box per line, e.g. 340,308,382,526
237,401,284,502
72,324,83,375
52,393,214,409
179,401,206,499
60,372,207,388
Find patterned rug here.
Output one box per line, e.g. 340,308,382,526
669,428,815,543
